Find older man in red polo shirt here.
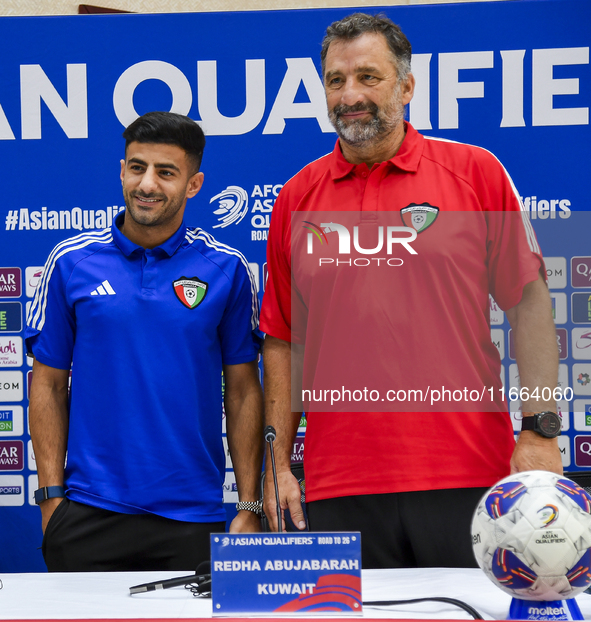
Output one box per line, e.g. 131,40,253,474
260,13,562,568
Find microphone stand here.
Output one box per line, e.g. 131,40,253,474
264,425,283,533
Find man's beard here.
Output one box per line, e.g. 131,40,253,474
328,97,404,146
123,190,180,228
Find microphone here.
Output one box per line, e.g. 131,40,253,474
264,425,282,533
264,425,276,442
129,561,211,595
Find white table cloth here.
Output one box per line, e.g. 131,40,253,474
1,569,591,620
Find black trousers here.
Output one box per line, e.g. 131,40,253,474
307,487,487,569
42,498,225,572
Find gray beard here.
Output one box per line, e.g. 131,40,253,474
328,99,404,146
332,114,381,145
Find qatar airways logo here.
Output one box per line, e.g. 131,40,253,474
304,221,417,267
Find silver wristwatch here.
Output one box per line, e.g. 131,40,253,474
236,500,263,516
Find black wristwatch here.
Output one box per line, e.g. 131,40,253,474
521,411,561,438
34,486,65,505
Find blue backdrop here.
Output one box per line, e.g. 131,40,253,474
0,0,589,572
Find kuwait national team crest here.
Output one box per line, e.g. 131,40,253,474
400,202,439,233
173,277,208,309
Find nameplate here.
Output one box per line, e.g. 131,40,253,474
210,532,362,615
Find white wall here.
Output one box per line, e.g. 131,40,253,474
0,0,508,16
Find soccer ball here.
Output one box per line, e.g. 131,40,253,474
472,470,591,601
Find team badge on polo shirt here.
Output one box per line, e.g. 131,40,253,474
173,277,208,309
400,203,439,233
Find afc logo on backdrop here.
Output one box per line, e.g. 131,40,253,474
210,184,283,241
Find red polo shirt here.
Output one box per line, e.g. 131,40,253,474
261,123,543,502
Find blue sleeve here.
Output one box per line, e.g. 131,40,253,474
24,255,75,371
218,259,262,365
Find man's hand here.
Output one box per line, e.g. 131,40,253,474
263,469,306,532
229,510,262,533
510,430,563,475
40,496,64,534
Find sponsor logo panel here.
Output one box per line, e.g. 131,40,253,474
573,364,591,396
571,257,591,288
545,257,567,289
0,268,21,298
0,336,23,367
573,401,591,431
574,435,591,467
0,371,23,402
572,293,591,324
572,328,591,360
25,267,44,298
0,440,23,471
0,302,22,333
0,406,23,436
0,475,24,506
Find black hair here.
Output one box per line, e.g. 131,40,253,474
122,111,205,173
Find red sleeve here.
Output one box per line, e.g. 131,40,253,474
476,150,545,310
260,189,294,342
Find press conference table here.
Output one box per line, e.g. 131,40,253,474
2,569,591,621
